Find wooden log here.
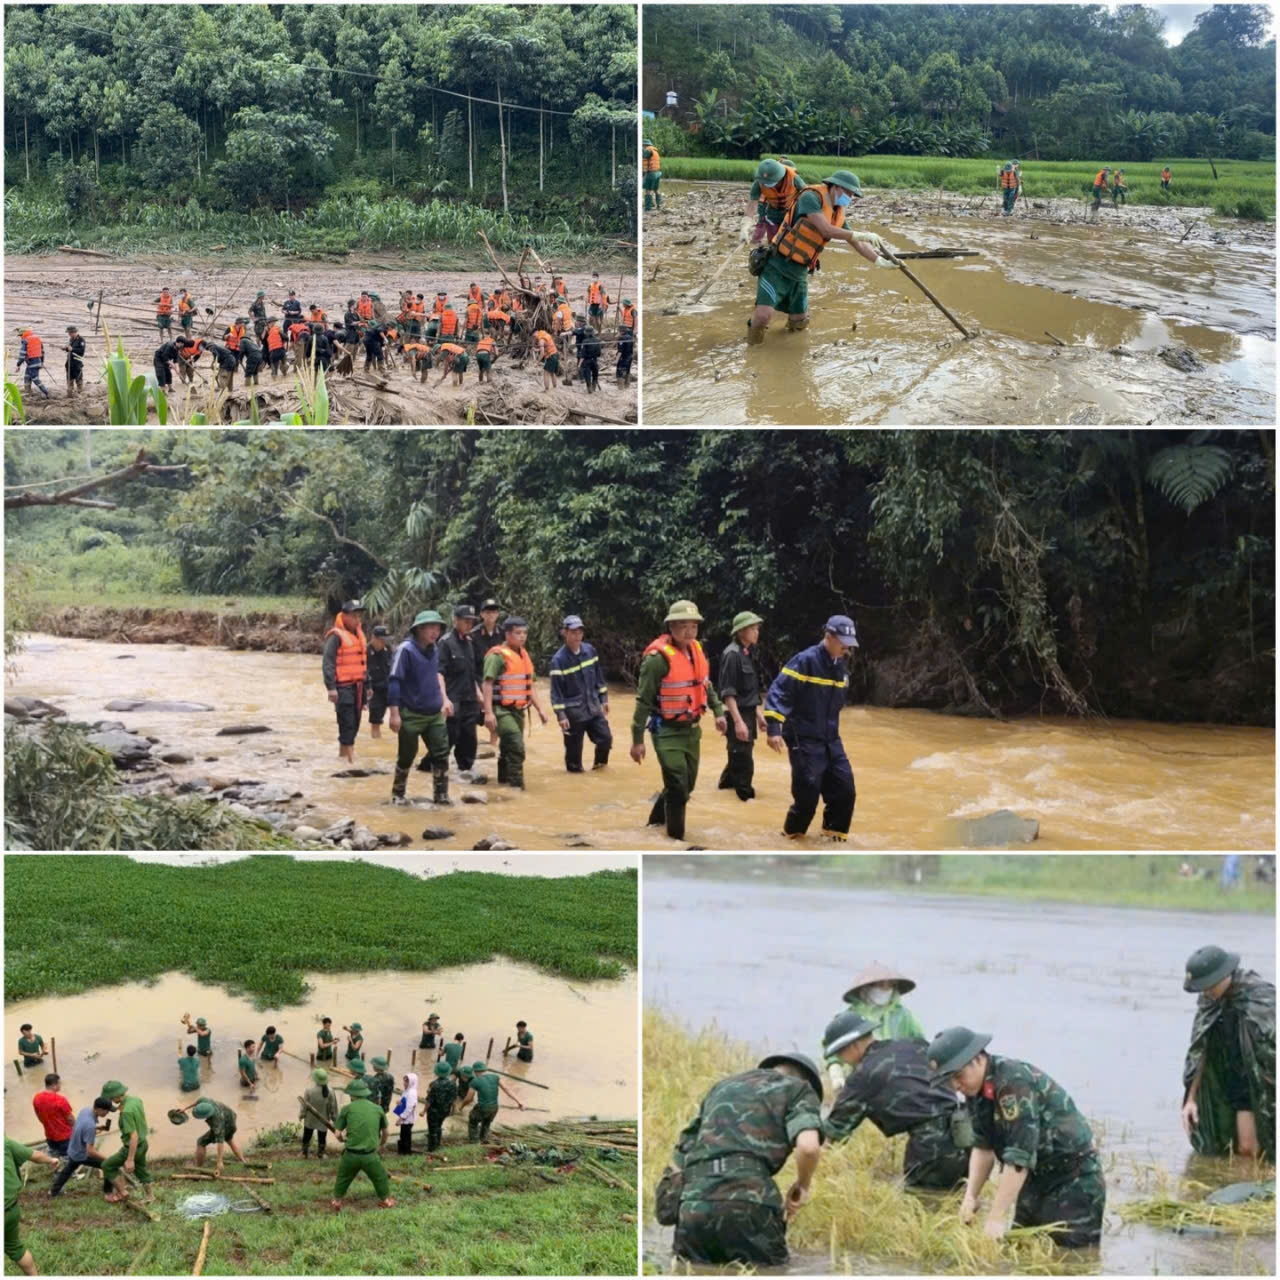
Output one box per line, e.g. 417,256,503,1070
12,1060,22,1076
893,249,980,260
50,1037,57,1074
242,1184,272,1214
58,245,114,258
411,1050,417,1067
124,1197,159,1223
486,1038,494,1062
126,1237,155,1276
486,1066,550,1090
171,1173,275,1184
192,1220,211,1276
428,1163,486,1172
1044,330,1068,347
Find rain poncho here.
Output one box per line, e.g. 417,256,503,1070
393,1073,419,1123
1183,968,1275,1161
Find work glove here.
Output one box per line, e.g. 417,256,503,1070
846,229,886,252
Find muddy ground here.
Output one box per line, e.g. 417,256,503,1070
6,253,638,425
644,181,1275,425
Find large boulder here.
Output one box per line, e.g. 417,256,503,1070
350,824,380,851
104,699,215,713
946,809,1040,848
85,728,154,767
5,696,67,720
421,826,456,841
472,834,519,851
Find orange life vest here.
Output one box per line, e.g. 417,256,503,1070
588,281,605,306
440,342,464,359
410,298,425,319
620,304,636,328
468,284,482,304
439,309,459,337
495,644,534,708
487,309,510,326
552,304,573,333
309,307,326,324
385,326,399,343
226,323,245,351
403,343,430,360
533,330,556,358
156,290,173,315
289,322,309,342
22,333,43,361
265,324,284,352
357,298,373,321
511,294,524,312
179,295,195,314
476,336,496,355
432,296,447,316
759,165,801,213
325,616,367,686
1161,168,1171,181
643,634,710,723
1093,169,1109,189
465,302,483,330
643,146,661,173
1000,168,1019,189
772,183,845,271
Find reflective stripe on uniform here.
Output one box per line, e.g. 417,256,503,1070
780,665,848,689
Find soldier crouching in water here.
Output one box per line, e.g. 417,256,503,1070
656,1051,825,1266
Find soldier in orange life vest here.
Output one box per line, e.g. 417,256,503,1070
474,333,498,382
224,319,247,352
402,341,433,381
468,281,483,306
749,170,897,345
322,599,369,764
464,299,484,342
434,342,468,387
155,287,174,337
481,616,550,789
533,329,559,391
749,158,807,243
630,600,728,843
586,273,610,324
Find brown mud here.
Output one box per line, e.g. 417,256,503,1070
5,254,637,425
35,606,323,653
644,182,1275,425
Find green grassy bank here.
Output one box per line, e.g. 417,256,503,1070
656,855,1275,914
7,1132,636,1275
4,857,637,1006
660,154,1276,216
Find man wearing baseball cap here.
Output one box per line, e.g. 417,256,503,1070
762,615,858,841
549,614,612,773
474,598,505,663
365,624,393,740
322,599,368,764
437,604,485,773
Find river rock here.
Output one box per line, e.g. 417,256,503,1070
114,654,135,659
421,826,456,840
227,802,254,818
461,790,488,805
331,767,389,778
104,699,214,713
476,747,496,760
1158,345,1203,373
86,727,154,767
216,724,272,736
350,824,380,851
5,696,67,720
472,834,518,851
321,817,356,842
291,824,323,840
223,782,301,805
948,809,1040,847
377,831,411,847
160,750,194,764
259,811,291,828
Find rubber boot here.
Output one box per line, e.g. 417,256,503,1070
644,193,654,211
391,766,410,802
656,193,663,209
665,799,686,841
497,754,509,784
432,764,450,806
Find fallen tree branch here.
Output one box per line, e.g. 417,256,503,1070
4,455,188,511
281,492,389,568
58,245,114,258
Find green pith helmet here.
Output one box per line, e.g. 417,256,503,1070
192,1100,215,1119
926,1026,992,1081
433,1061,452,1078
622,297,632,306
344,1079,372,1098
101,1080,127,1100
643,138,653,147
822,1010,879,1058
731,610,764,636
758,1051,824,1103
457,1065,474,1079
411,609,445,629
1184,945,1240,993
348,1058,366,1075
256,290,265,297
471,1061,487,1072
349,1023,362,1032
312,1069,328,1084
196,1018,208,1028
370,1055,388,1070
665,599,704,624
824,170,863,197
756,158,786,186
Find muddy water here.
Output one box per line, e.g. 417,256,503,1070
643,871,1277,1275
10,635,1275,850
5,963,636,1158
644,182,1276,424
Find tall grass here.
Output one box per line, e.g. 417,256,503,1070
662,155,1276,215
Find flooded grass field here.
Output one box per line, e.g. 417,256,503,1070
643,182,1275,425
642,869,1276,1274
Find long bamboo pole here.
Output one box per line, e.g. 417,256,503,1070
192,1220,211,1276
880,249,972,338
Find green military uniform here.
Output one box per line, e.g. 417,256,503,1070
426,1062,457,1151
632,603,725,842
259,1032,283,1062
5,1138,33,1264
345,1026,364,1063
516,1030,534,1063
17,1034,44,1067
484,640,535,789
193,1019,212,1056
101,1085,152,1193
317,1024,337,1062
951,1045,1104,1247
334,1080,390,1200
369,1057,395,1112
238,1050,258,1085
667,1058,824,1266
178,1055,202,1091
443,1040,465,1069
300,1072,339,1154
468,1066,502,1141
193,1098,237,1148
419,1019,440,1050
455,1064,474,1107
1182,949,1276,1162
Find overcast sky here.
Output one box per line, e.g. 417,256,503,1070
1138,3,1273,44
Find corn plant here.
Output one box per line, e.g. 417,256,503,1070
105,340,168,426
3,373,25,425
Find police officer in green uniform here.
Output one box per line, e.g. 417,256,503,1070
659,1051,825,1266
630,600,727,842
717,610,767,801
331,1078,395,1210
927,1027,1105,1246
482,616,549,790
467,1061,525,1141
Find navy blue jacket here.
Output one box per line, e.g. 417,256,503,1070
763,642,849,741
549,642,608,722
387,637,444,715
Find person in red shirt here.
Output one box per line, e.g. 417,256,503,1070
32,1073,75,1157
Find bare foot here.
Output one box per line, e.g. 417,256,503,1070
330,1199,343,1212
379,1197,397,1208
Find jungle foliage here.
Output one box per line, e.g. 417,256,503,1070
645,5,1276,163
4,4,637,251
4,429,1274,724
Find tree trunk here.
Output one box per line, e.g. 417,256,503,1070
611,124,616,188
24,114,30,182
497,82,508,213
355,96,360,156
538,102,544,191
467,93,474,190
94,130,100,181
391,127,396,185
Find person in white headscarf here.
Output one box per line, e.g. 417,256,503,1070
392,1072,419,1154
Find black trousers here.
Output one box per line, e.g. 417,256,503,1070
368,684,388,726
448,711,480,770
718,713,758,800
398,1123,414,1154
427,1109,447,1151
563,712,612,771
301,1126,328,1155
49,1152,104,1196
334,683,363,746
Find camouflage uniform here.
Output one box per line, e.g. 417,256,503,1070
369,1069,396,1113
1183,968,1276,1161
969,1054,1104,1247
670,1067,823,1265
425,1073,457,1152
825,1040,969,1188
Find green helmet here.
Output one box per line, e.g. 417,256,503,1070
411,609,445,629
370,1055,388,1070
433,1061,452,1078
757,1051,824,1103
471,1061,487,1072
1183,945,1240,993
822,1010,878,1058
622,297,632,306
730,610,764,635
926,1026,992,1082
643,138,653,146
824,170,862,197
755,158,786,187
665,599,704,623
312,1068,328,1084
192,1100,216,1119
343,1079,372,1098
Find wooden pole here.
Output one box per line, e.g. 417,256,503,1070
94,288,104,334
503,1038,514,1057
50,1038,58,1074
684,224,751,308
192,1219,211,1276
13,1059,22,1077
486,1038,494,1062
881,250,973,338
309,1052,315,1066
386,1048,392,1065
411,1049,417,1067
486,1066,550,1090
125,1237,155,1276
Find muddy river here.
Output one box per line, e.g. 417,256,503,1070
4,254,637,425
9,635,1274,850
5,962,636,1158
643,871,1277,1274
643,182,1276,425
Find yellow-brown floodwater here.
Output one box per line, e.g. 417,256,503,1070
5,964,636,1158
644,182,1276,424
9,635,1274,849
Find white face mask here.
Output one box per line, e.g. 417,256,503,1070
864,984,895,1006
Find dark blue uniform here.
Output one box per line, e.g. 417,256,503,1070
763,642,855,838
549,641,612,771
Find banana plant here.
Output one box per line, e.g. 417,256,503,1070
105,340,167,425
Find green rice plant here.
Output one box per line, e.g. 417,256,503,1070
105,339,168,425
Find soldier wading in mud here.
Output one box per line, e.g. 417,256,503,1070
927,1026,1105,1246
655,1051,825,1266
